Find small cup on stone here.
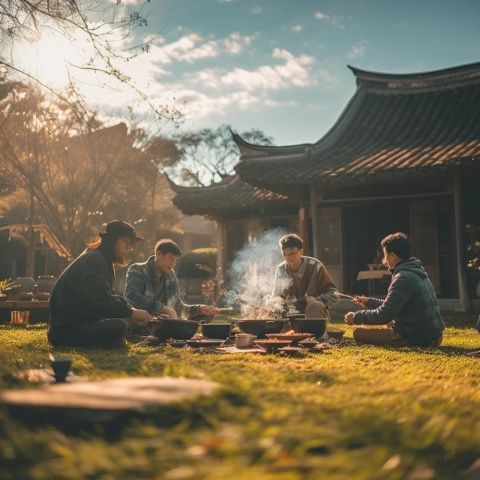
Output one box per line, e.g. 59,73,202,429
235,333,256,349
51,358,72,382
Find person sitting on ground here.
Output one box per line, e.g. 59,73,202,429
344,232,445,347
124,239,219,322
48,220,152,347
271,233,339,319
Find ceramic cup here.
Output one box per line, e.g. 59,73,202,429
51,358,72,383
235,333,256,348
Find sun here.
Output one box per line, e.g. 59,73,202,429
15,28,92,89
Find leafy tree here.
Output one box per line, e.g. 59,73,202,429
0,82,180,256
0,1,179,123
164,124,274,186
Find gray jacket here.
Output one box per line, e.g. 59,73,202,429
353,258,445,345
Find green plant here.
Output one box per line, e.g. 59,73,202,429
466,223,480,272
465,223,480,296
177,248,217,279
0,278,19,294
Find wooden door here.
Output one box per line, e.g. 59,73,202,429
410,200,441,294
317,207,343,291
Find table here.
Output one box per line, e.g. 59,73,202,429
0,300,49,325
356,270,390,295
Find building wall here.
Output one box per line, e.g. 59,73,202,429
310,188,466,304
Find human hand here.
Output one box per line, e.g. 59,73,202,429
353,296,368,308
161,305,178,319
200,305,220,316
344,312,356,325
305,296,317,304
131,308,153,325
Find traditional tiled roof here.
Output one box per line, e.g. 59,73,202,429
0,224,71,258
168,175,289,217
235,62,480,190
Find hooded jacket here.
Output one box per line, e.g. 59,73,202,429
353,258,445,346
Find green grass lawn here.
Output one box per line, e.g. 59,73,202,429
0,317,479,480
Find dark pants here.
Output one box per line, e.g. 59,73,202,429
48,318,128,347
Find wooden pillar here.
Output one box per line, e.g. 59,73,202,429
26,194,35,277
215,220,227,294
453,169,470,311
310,186,319,258
298,203,308,254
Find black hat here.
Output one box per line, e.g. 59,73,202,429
99,220,144,241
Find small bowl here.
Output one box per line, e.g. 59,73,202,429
201,323,232,339
51,358,72,382
147,318,199,341
235,333,256,348
237,319,287,338
289,318,327,338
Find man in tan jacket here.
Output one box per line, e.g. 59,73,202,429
271,233,339,318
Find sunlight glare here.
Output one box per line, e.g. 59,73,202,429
16,29,92,89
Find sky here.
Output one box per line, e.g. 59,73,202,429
13,0,480,145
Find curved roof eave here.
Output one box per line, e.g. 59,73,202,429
232,132,312,158
165,173,237,193
348,61,480,82
348,61,480,91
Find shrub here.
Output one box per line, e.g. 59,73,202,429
177,248,217,279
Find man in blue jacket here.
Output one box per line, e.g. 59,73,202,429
344,232,445,347
125,239,219,321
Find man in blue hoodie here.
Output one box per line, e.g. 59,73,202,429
344,232,445,347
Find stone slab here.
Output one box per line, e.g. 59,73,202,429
2,377,219,414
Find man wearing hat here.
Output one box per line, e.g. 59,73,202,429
48,220,152,347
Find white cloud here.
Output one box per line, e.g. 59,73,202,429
224,32,255,54
250,5,263,15
149,33,219,65
146,32,256,65
218,0,235,3
191,68,223,88
291,25,303,33
220,48,315,91
168,89,261,118
314,11,330,21
107,0,143,4
347,40,366,59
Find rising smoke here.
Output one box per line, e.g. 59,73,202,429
224,228,292,318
